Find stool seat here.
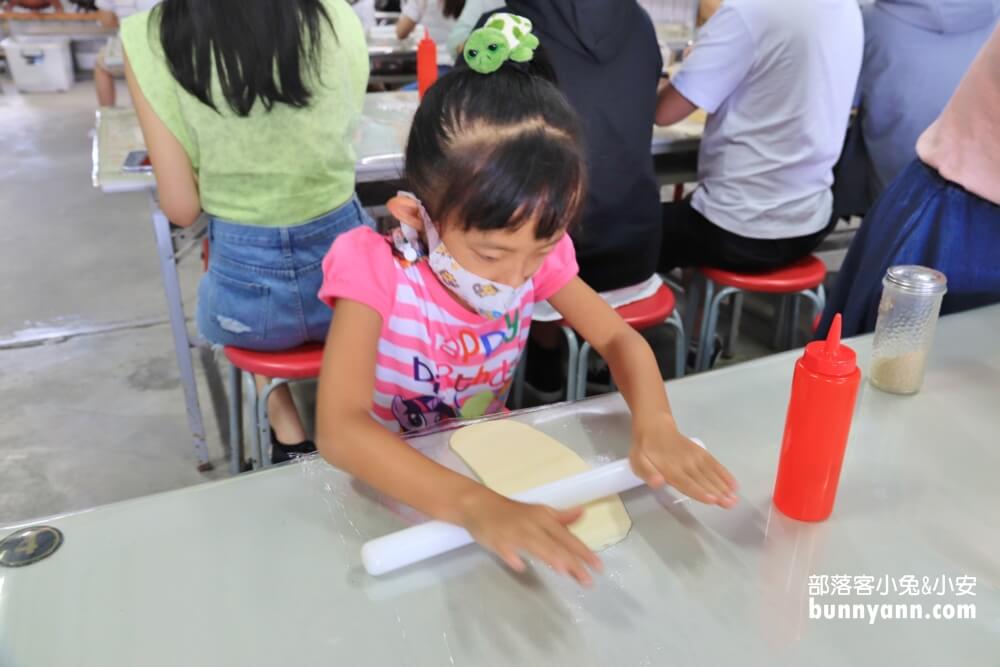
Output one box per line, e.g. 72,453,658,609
700,255,826,294
224,343,324,380
555,284,678,331
615,284,678,329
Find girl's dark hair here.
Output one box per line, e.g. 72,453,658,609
155,0,333,117
442,0,466,19
405,61,586,240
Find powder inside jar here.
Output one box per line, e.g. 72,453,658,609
870,350,929,394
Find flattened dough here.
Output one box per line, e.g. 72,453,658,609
450,421,632,550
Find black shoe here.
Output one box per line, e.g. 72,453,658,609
270,429,317,465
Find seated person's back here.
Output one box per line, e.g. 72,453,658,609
855,0,999,200
656,0,862,274
122,0,369,227
675,0,862,239
489,0,663,292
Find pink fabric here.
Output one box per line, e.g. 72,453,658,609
319,226,578,433
916,25,1000,206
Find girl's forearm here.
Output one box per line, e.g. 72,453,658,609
319,411,492,525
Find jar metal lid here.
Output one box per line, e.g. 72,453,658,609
885,265,948,295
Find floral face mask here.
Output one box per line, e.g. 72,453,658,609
391,191,531,319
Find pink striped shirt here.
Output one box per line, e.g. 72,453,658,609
319,226,578,434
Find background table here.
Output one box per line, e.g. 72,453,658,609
2,305,997,666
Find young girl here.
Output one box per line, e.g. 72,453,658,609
317,18,737,586
122,0,370,463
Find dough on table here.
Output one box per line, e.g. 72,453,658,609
449,420,632,550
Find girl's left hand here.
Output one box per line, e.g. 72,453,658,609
630,414,739,508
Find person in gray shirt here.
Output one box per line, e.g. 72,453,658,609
851,0,999,205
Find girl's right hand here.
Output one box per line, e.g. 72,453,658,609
457,490,603,586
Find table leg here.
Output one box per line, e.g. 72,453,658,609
149,195,213,471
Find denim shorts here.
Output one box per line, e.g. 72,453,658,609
197,196,374,350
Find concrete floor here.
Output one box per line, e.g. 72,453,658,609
1,75,230,525
0,73,832,527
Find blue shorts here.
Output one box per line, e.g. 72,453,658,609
197,196,374,350
819,159,1000,338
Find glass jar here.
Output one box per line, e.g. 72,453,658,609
870,265,948,394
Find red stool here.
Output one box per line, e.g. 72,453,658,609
574,284,685,400
693,255,827,372
511,285,685,406
224,343,324,471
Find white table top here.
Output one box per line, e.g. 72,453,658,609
93,91,703,195
2,305,998,666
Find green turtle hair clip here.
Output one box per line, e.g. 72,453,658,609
463,13,540,74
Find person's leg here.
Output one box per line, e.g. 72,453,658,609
256,377,309,444
197,218,316,461
658,198,715,273
95,62,116,107
817,160,950,338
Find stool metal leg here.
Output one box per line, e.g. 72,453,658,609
798,287,826,338
575,341,593,401
561,326,579,401
694,278,715,372
666,311,686,379
258,378,298,467
243,374,263,470
257,379,282,468
227,365,243,475
789,297,802,348
773,295,790,350
722,292,744,359
682,273,703,347
699,286,740,372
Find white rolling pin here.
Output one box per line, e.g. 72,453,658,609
361,439,704,576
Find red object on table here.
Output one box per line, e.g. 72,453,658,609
772,314,861,521
417,34,438,99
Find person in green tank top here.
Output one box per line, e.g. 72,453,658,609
122,0,371,464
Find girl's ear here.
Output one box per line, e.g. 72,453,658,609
387,195,425,232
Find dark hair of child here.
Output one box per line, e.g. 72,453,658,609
404,56,587,241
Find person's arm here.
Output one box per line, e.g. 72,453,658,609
124,53,201,227
315,299,603,584
95,9,119,28
396,0,424,40
698,0,722,24
656,5,753,127
93,0,118,26
396,15,417,39
549,278,738,507
655,84,699,126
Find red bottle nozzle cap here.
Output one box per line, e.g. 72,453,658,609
802,314,857,376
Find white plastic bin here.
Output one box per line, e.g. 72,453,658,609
1,36,74,93
73,38,105,72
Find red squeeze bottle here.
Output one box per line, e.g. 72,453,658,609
417,33,438,99
773,314,861,521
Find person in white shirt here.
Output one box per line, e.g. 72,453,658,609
349,0,376,33
655,0,863,272
446,0,503,56
396,0,464,64
93,0,160,107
